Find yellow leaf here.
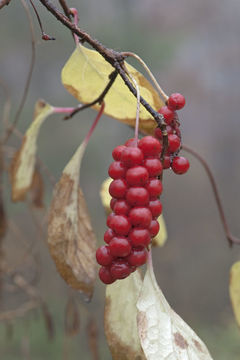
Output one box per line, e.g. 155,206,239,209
230,261,240,327
104,270,146,360
61,45,164,134
100,177,112,215
137,262,213,360
48,142,97,300
152,215,167,247
10,100,54,202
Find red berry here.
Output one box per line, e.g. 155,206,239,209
129,207,152,228
171,156,190,174
104,229,115,244
99,267,115,284
148,219,160,237
109,236,131,257
143,158,163,177
154,127,162,140
113,199,131,215
96,246,113,266
168,134,181,153
149,199,163,218
158,106,175,125
127,247,148,266
145,178,163,199
126,187,149,207
125,138,139,147
175,126,181,138
109,215,131,236
110,198,117,211
112,145,126,161
167,93,185,111
125,166,149,186
110,259,131,280
121,147,144,167
108,161,126,179
106,213,115,227
138,136,162,157
163,156,171,169
109,179,127,198
129,228,151,247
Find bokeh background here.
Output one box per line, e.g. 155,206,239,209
1,0,240,359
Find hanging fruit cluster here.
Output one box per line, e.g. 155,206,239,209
97,93,189,284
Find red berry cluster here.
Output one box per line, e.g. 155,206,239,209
154,93,190,174
97,136,163,284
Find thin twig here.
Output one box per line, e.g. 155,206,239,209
58,0,72,19
64,70,118,119
38,0,166,129
3,0,36,144
182,144,240,246
0,0,11,10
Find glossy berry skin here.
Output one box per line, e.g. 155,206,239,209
109,215,131,236
129,207,152,228
129,228,151,247
109,237,131,257
106,213,115,228
163,156,171,169
110,259,131,279
154,127,162,140
127,247,148,266
108,161,126,179
143,158,163,177
171,156,190,174
113,199,131,215
121,147,144,167
145,178,163,199
125,138,139,147
109,179,127,199
112,145,126,161
126,166,149,186
158,106,175,125
126,187,149,207
167,93,185,111
166,125,174,134
148,219,160,237
149,199,163,218
110,198,117,211
168,134,181,153
99,267,115,284
96,246,113,266
104,229,115,244
138,136,162,157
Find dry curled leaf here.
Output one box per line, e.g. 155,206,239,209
104,270,146,360
64,297,80,336
10,100,54,202
30,168,44,208
137,262,213,360
62,44,164,134
48,142,96,300
229,261,240,328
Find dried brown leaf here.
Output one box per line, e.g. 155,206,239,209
48,143,97,300
10,100,53,202
30,168,45,208
87,318,100,360
104,270,146,360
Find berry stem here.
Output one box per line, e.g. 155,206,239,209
126,72,140,146
182,144,240,247
122,51,169,102
83,102,105,146
70,7,79,45
53,106,76,114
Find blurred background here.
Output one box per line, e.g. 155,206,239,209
1,0,240,358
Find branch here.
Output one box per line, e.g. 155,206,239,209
0,0,11,10
182,144,240,246
58,0,72,19
38,0,166,129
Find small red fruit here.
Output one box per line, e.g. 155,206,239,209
121,147,144,167
96,246,113,266
104,229,115,244
127,247,148,266
110,259,131,279
126,187,149,207
109,179,127,198
171,156,190,174
158,106,175,125
129,207,152,228
113,199,131,215
168,134,181,153
125,166,149,186
99,267,115,284
149,199,163,218
112,145,126,161
129,228,151,247
108,161,126,179
138,136,162,157
143,158,163,177
145,178,163,199
109,215,131,236
148,219,160,237
109,237,131,257
167,93,185,111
